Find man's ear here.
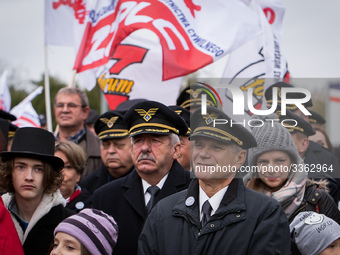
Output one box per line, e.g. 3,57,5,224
301,138,309,153
235,150,247,169
173,143,181,160
82,106,90,120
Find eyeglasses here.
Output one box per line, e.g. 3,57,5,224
55,102,84,109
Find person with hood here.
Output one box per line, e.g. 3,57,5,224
0,127,74,255
243,114,340,224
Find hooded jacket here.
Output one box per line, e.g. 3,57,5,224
2,190,74,255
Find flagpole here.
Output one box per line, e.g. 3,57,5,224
44,45,53,132
68,69,77,87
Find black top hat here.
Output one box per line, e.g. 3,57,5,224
168,105,191,136
0,127,64,172
124,101,188,137
176,82,218,110
279,110,316,137
308,110,326,125
265,82,313,110
94,111,129,140
190,106,257,149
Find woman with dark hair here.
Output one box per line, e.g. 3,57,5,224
0,127,74,255
55,141,92,212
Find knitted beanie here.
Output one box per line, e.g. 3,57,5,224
290,211,340,255
54,209,118,255
248,113,300,167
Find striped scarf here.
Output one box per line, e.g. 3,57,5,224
244,158,308,218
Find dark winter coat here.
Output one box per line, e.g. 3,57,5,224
92,160,191,255
305,141,340,204
66,187,92,213
138,178,291,255
78,126,102,178
288,179,340,224
80,163,133,195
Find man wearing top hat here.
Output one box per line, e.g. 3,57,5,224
92,101,191,255
80,111,134,195
280,110,340,205
0,127,74,255
138,106,290,255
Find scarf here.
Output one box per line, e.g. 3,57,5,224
244,158,307,218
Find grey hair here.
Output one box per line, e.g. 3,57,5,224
232,144,243,154
169,133,180,146
131,133,180,146
54,87,89,107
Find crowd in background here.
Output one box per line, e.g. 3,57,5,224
0,82,339,255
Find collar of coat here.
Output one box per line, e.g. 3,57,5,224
172,178,246,228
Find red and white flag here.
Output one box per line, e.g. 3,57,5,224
220,0,289,122
10,87,43,128
0,70,11,112
74,0,262,109
44,0,89,47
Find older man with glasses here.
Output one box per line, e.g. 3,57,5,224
53,87,101,178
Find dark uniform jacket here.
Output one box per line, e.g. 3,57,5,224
305,141,340,204
80,163,133,195
92,160,191,255
66,187,92,213
138,178,290,255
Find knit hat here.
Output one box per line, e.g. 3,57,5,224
54,209,118,255
290,211,340,255
247,113,300,167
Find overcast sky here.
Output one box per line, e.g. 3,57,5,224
0,0,339,86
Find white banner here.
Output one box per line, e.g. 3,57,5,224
45,0,88,47
74,0,262,108
10,87,43,128
0,70,11,112
220,0,288,122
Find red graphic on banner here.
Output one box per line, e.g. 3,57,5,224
53,0,87,24
110,44,148,75
75,0,212,81
263,7,275,24
184,0,201,17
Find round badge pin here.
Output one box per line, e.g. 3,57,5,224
75,202,85,210
185,196,195,207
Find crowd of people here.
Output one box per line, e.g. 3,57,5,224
0,81,339,254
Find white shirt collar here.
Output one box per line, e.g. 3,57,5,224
199,185,229,220
142,173,169,205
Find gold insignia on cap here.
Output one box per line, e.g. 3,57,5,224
135,108,158,122
187,89,202,99
100,117,118,128
203,113,219,125
174,110,182,115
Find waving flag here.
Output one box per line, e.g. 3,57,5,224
44,0,89,47
220,0,289,122
0,71,11,112
10,87,43,128
74,0,262,108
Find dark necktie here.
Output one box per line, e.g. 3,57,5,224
201,200,212,227
146,186,160,214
